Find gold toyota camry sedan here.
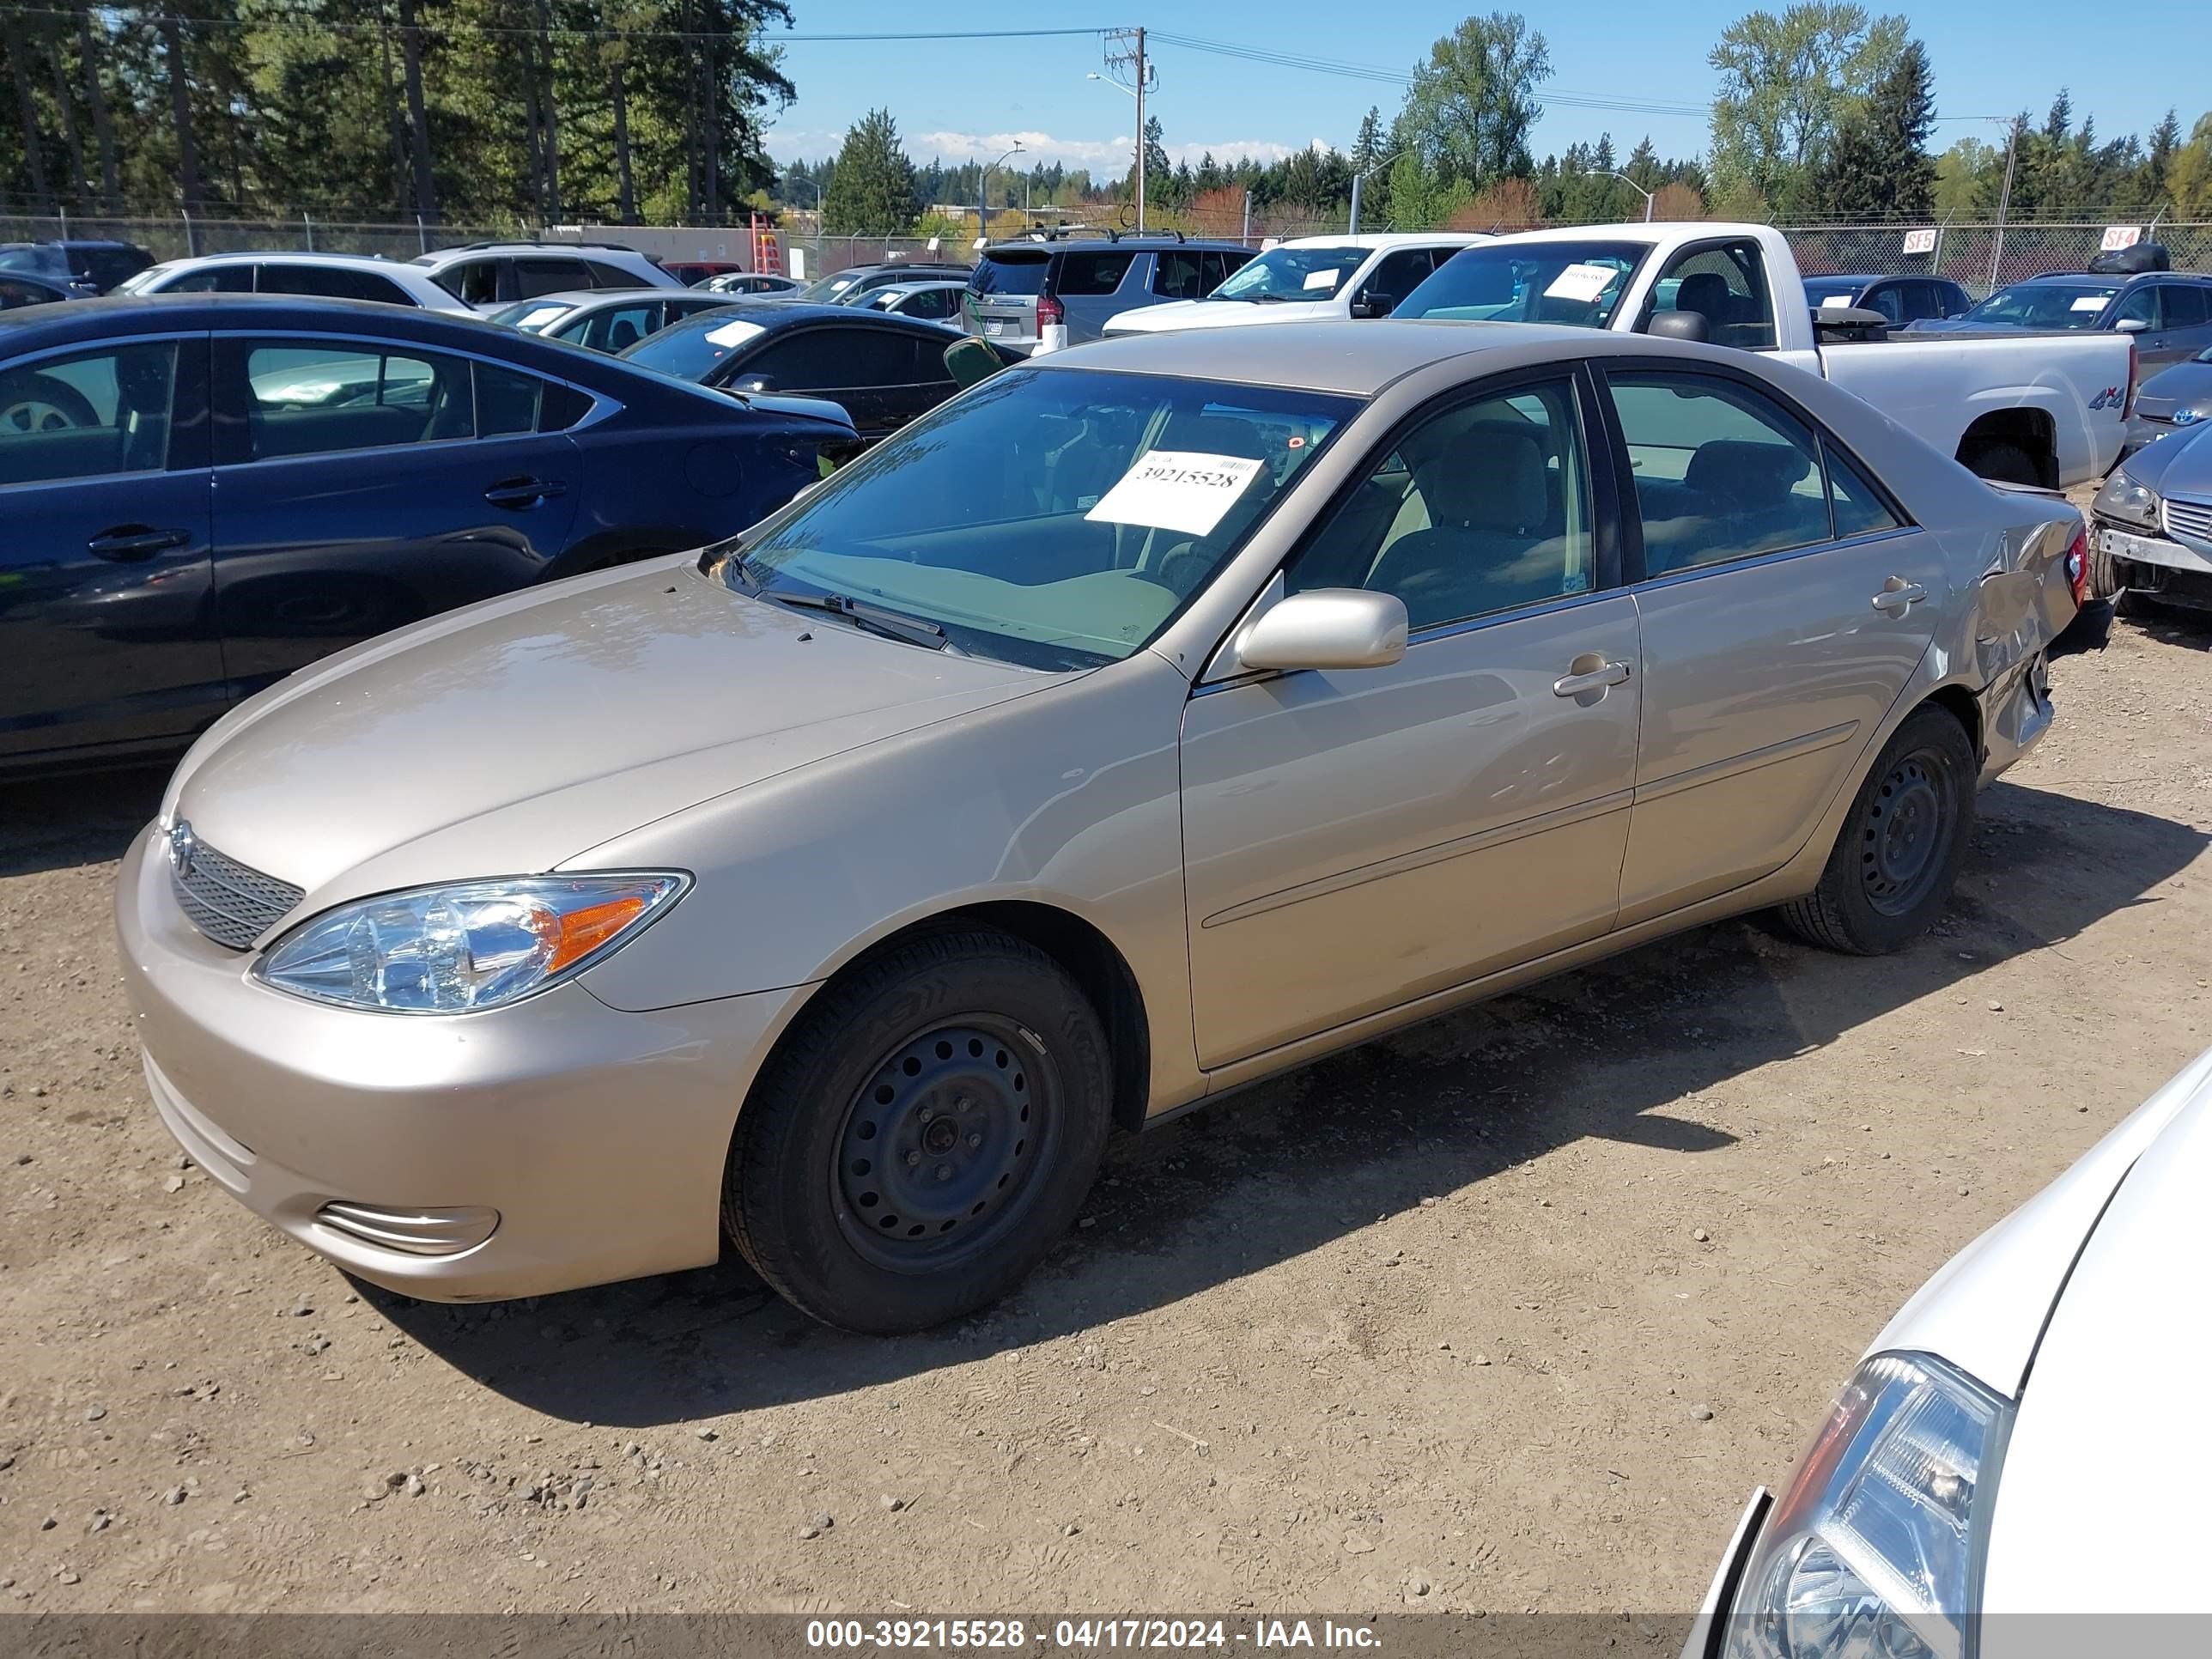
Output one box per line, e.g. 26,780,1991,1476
117,322,2086,1333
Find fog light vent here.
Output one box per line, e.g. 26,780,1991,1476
313,1201,498,1256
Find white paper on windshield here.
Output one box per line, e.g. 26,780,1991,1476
1819,294,1856,308
2070,296,2110,313
1302,268,1342,291
705,318,767,348
518,305,568,329
1543,263,1617,303
1084,451,1267,538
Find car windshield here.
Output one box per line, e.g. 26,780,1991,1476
1210,245,1368,301
619,313,765,380
720,367,1357,671
1394,240,1648,327
490,300,572,331
1960,283,2119,329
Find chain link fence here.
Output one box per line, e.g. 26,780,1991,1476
7,211,2206,295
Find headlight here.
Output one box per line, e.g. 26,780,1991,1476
255,873,687,1013
2093,470,2160,527
1722,1352,2012,1659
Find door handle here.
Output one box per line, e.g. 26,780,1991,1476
88,525,191,560
1869,577,1928,615
1552,659,1632,698
483,477,566,508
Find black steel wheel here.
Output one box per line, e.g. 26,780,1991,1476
1779,703,1977,956
834,1018,1060,1271
724,926,1113,1334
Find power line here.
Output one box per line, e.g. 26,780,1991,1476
5,9,1118,45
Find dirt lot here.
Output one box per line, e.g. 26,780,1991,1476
5,596,2212,1620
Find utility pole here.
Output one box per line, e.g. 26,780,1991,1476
1103,27,1153,234
1988,117,2021,292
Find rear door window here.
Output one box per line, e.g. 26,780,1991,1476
582,258,647,289
162,264,252,293
516,258,592,299
1152,250,1207,300
256,264,412,305
1054,251,1137,296
1200,250,1237,291
225,339,476,462
2160,285,2208,329
573,301,659,352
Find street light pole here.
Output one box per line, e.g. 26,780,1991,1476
979,143,1024,245
1102,29,1152,234
1601,171,1655,222
1988,118,2021,291
1348,148,1407,235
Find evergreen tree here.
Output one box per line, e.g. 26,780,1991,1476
821,107,916,234
1810,37,1934,218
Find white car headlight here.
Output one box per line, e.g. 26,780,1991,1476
255,873,687,1013
1723,1352,2011,1659
2093,470,2160,528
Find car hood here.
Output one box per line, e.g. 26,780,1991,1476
2116,417,2212,491
1103,298,1340,333
2129,362,2212,423
161,556,1048,917
1977,1060,2212,1615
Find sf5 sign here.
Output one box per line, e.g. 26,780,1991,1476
1901,228,1937,255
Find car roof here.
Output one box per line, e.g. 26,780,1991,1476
148,250,415,270
649,298,951,336
1802,273,1883,287
1042,318,1637,397
979,237,1247,255
1274,232,1492,250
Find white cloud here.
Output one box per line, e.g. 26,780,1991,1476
769,124,1328,173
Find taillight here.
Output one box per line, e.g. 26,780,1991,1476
1036,293,1065,329
2064,525,2090,607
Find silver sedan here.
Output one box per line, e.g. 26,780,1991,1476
118,322,2085,1333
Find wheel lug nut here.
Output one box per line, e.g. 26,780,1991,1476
918,1106,935,1123
935,1164,952,1182
966,1133,981,1149
904,1151,921,1167
955,1096,974,1112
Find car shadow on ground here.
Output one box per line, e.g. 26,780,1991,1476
359,777,2206,1425
2116,599,2212,649
0,764,167,879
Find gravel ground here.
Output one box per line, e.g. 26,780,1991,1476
5,589,2210,1618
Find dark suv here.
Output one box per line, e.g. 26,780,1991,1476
0,240,155,296
964,234,1255,350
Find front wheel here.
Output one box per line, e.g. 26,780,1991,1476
723,927,1113,1334
1778,705,1977,956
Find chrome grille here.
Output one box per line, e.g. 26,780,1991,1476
169,834,304,951
2167,495,2212,546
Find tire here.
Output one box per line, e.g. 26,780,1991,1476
723,926,1114,1334
1778,704,1978,956
1961,440,2041,488
2087,542,2122,602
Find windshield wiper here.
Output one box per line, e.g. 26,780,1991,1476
757,586,953,652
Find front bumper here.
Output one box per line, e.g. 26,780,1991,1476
115,822,804,1301
1679,1489,1773,1659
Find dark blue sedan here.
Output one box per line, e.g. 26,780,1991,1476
0,293,855,775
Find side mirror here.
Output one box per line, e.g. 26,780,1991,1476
1646,309,1709,343
1235,589,1407,674
1351,293,1396,319
732,373,779,392
2115,316,2150,333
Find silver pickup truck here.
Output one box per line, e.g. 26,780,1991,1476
1395,222,2136,489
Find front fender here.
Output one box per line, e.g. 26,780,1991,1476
571,650,1206,1114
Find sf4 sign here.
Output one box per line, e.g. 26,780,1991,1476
2101,225,2143,252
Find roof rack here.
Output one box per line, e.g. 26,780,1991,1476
432,239,656,255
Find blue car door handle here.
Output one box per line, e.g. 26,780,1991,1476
483,477,567,509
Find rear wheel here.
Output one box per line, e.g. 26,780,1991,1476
1778,705,1977,956
1961,440,2040,487
723,927,1113,1334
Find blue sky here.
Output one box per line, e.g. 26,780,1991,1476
762,2,2208,176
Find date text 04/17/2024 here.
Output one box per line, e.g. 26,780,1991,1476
804,1620,1385,1650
